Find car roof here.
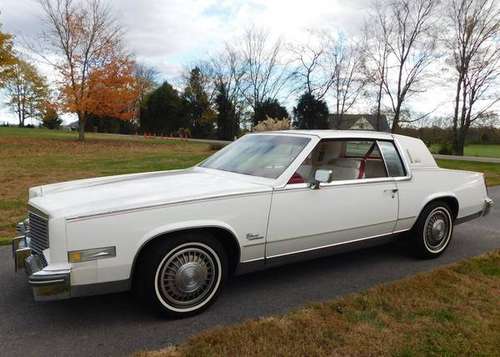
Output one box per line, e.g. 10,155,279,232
256,129,394,140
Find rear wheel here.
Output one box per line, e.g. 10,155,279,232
411,201,454,258
135,232,227,318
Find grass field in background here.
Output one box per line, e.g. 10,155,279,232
138,250,500,357
437,159,500,186
463,144,500,158
0,127,213,245
430,143,500,158
1,127,498,245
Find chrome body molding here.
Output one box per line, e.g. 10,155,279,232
266,228,410,260
65,190,271,222
236,229,405,275
455,197,494,225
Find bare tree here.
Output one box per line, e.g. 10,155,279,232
369,0,438,132
133,63,158,125
289,31,335,100
240,27,293,113
325,33,368,128
37,0,124,140
206,44,248,124
135,63,158,102
362,4,392,131
446,0,500,155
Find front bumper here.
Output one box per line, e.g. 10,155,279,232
12,235,71,301
483,197,494,217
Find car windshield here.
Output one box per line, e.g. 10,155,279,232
200,134,310,179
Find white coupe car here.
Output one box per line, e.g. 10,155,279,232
13,130,493,317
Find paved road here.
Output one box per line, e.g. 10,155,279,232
1,188,499,357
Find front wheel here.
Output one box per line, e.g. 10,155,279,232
135,232,227,318
411,201,454,258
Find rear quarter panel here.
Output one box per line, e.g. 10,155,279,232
395,167,487,231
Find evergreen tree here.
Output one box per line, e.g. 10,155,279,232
42,105,62,129
183,67,215,138
215,82,239,140
253,98,288,126
140,81,185,135
293,92,329,129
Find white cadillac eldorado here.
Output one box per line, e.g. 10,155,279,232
13,130,493,317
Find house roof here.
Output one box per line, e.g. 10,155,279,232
329,114,390,132
63,120,79,129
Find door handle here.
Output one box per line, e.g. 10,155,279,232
384,188,398,198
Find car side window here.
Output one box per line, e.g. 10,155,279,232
378,141,406,177
290,139,388,184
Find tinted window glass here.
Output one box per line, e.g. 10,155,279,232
378,141,406,177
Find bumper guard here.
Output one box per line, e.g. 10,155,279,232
12,234,71,301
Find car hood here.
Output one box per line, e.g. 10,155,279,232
28,168,272,219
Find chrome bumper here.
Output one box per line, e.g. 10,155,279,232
12,234,70,301
483,197,494,217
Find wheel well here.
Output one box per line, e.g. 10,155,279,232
423,196,459,221
132,227,241,280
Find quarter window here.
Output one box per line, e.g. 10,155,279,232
378,141,406,177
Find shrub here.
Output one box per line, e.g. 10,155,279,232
253,116,290,132
437,143,453,155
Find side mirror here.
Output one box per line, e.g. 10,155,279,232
311,169,333,189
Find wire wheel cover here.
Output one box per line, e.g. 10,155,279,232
424,208,451,252
157,247,218,308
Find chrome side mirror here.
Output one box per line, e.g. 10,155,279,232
311,169,333,189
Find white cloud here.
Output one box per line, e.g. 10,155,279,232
1,0,497,125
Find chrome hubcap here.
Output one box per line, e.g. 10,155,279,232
158,247,217,308
431,219,446,241
424,208,451,252
175,262,207,294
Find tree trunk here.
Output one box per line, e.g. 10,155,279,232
452,74,463,154
456,127,466,156
375,78,383,131
78,112,86,141
391,103,401,133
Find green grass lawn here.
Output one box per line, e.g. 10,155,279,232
437,159,500,187
431,143,500,158
0,127,214,245
137,250,500,357
464,144,500,158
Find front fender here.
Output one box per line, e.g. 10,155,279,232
136,219,241,252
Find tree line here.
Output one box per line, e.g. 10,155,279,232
0,0,498,155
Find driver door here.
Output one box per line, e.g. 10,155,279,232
266,139,399,259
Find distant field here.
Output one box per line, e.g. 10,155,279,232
431,144,500,158
0,127,213,244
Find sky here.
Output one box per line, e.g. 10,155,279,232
0,0,495,126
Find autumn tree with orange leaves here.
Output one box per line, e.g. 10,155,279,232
37,0,138,140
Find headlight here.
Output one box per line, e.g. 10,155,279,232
68,246,116,263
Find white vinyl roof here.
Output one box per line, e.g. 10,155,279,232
257,129,394,140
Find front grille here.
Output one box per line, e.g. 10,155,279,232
28,209,49,265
